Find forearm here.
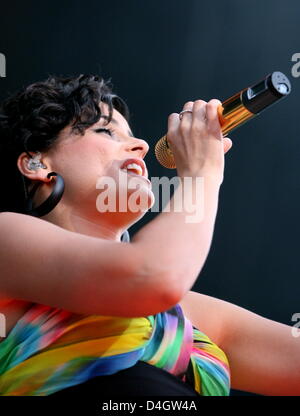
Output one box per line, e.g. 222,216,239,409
131,173,221,299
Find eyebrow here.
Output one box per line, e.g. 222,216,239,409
99,115,135,138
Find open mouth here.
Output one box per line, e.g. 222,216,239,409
120,164,151,185
121,163,143,176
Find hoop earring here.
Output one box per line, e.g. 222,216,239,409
25,172,65,218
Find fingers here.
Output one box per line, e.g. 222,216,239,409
168,112,180,139
182,101,194,112
206,99,222,134
168,98,224,141
167,100,193,139
223,137,232,154
191,100,207,132
180,98,222,132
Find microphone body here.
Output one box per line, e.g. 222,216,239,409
155,71,291,169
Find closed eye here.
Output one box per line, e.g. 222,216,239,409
94,128,114,137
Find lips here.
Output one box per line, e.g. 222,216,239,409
120,158,147,178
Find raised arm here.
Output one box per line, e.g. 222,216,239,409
0,99,232,318
0,174,220,318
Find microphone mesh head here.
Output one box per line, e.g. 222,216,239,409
154,135,176,169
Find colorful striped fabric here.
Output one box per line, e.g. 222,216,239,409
0,302,230,396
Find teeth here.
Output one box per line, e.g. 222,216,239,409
121,163,143,176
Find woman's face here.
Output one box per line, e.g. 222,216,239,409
43,101,155,225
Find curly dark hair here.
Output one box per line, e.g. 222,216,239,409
0,74,130,214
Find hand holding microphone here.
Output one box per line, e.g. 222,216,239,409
156,71,292,171
166,99,232,184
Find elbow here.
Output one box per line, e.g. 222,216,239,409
130,242,204,314
153,262,198,300
141,281,183,317
156,272,184,311
143,268,185,314
130,263,184,316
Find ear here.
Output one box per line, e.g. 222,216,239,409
17,151,52,183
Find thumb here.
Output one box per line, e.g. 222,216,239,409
223,137,232,154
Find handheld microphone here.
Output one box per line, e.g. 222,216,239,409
155,71,292,169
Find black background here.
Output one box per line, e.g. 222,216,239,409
0,0,299,396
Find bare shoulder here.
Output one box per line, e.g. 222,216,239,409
0,211,54,229
0,211,76,247
178,290,240,348
0,211,27,221
0,211,43,238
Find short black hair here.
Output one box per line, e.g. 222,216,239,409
0,74,130,214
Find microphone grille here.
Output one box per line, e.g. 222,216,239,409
154,135,176,169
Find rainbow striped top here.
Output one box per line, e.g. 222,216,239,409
0,302,230,396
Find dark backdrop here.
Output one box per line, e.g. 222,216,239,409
0,0,299,396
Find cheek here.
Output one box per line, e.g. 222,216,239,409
54,141,114,200
61,139,115,175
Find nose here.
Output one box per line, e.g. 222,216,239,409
125,137,149,159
